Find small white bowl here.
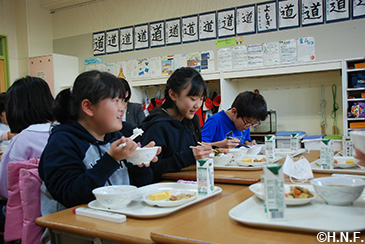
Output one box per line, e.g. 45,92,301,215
237,155,266,167
127,146,159,165
249,183,316,206
213,153,233,166
229,148,248,163
310,177,365,206
92,185,137,209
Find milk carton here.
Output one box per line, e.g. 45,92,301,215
265,135,276,162
320,139,334,169
290,133,300,151
197,158,214,195
343,136,354,157
262,163,285,219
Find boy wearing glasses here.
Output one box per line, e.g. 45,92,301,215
201,91,268,148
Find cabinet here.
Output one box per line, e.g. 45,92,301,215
342,57,365,137
29,54,79,96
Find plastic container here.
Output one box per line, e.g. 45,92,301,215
275,131,306,149
302,135,342,151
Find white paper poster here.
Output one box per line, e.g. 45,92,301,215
247,44,264,68
263,42,280,66
297,37,316,62
149,57,162,77
217,48,233,71
105,63,117,76
232,45,248,70
280,39,297,64
174,54,187,70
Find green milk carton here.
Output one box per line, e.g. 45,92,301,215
320,139,334,169
265,135,276,162
262,163,285,219
290,133,300,151
197,158,214,195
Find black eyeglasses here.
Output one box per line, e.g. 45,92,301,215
242,117,261,127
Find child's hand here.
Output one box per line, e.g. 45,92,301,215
354,147,365,167
109,137,138,162
246,140,257,146
222,138,240,148
192,144,212,160
137,141,161,167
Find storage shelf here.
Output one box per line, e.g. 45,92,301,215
343,57,365,137
348,98,365,101
129,60,342,87
347,68,365,73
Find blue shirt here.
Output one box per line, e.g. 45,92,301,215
201,110,251,145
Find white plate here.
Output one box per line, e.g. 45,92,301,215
275,148,306,157
237,155,266,167
214,155,282,171
249,183,316,206
229,190,365,232
333,156,357,168
143,190,197,207
311,159,365,175
88,183,222,218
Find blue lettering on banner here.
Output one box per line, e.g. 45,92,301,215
85,57,103,65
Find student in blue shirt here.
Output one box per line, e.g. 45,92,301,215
201,91,268,148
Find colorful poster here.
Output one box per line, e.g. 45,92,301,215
297,37,316,62
279,39,297,64
187,52,201,72
201,51,215,73
161,55,174,76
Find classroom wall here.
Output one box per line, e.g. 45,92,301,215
50,0,364,136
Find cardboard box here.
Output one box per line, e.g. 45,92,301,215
355,62,365,69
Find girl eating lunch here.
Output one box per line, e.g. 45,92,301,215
140,67,212,182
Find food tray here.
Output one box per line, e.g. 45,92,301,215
88,182,222,218
229,190,365,232
310,159,365,175
275,148,306,157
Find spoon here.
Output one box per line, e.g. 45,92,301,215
119,128,144,148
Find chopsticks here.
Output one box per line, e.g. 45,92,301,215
226,136,250,148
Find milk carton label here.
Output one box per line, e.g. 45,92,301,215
197,158,214,195
265,135,276,162
290,133,300,151
320,139,334,169
263,163,285,219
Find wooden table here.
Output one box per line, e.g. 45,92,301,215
161,150,322,184
36,179,364,244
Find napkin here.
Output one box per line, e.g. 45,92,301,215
282,155,314,183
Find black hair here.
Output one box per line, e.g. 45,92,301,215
54,70,126,124
6,76,55,133
162,67,207,110
0,92,6,113
119,78,131,102
231,91,268,121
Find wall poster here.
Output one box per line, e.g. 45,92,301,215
302,0,324,26
182,15,199,43
106,29,119,54
236,5,256,35
199,11,217,40
165,18,181,45
257,1,277,32
150,21,165,48
120,26,134,52
134,24,149,50
326,0,350,22
93,31,106,56
278,0,300,29
218,8,236,38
